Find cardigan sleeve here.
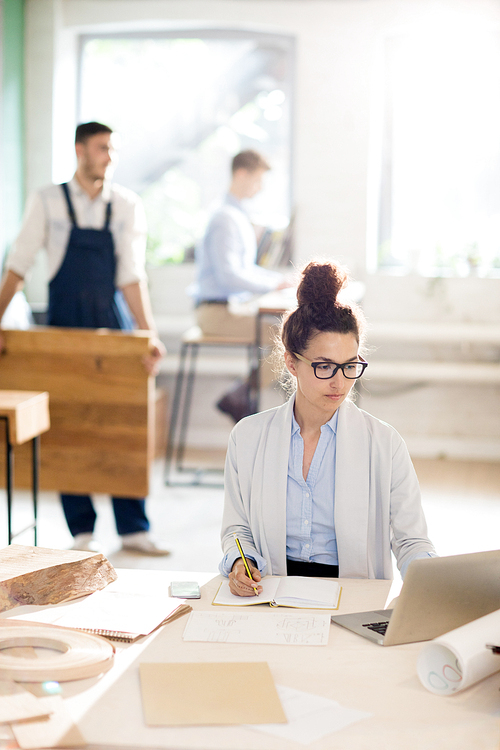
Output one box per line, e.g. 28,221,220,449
389,435,437,573
219,430,269,577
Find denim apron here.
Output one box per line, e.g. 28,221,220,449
48,183,133,329
51,183,147,536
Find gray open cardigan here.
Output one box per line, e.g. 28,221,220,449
221,397,436,579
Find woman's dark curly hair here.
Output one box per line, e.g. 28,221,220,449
274,261,366,390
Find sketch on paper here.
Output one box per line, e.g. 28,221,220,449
183,611,331,646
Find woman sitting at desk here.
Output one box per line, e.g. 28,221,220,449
220,260,436,596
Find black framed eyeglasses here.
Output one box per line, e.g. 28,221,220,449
293,352,368,380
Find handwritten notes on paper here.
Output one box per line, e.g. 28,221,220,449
183,610,331,646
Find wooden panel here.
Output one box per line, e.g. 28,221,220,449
0,328,156,497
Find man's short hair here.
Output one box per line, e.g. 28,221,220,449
231,150,271,173
75,122,112,144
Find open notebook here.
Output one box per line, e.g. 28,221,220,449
213,576,341,610
1,587,191,642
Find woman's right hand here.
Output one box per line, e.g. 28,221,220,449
229,558,263,597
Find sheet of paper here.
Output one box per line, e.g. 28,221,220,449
248,685,372,744
11,696,86,749
183,610,331,645
139,662,287,726
0,682,51,725
5,589,184,636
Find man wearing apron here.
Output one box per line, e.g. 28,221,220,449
0,122,168,555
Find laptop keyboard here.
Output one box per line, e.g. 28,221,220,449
362,620,389,635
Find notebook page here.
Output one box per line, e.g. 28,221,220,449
275,577,341,608
212,576,281,605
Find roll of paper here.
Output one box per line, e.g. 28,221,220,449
417,609,500,695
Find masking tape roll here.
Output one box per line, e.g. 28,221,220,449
0,625,115,682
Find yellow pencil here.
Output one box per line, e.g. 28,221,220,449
234,535,259,595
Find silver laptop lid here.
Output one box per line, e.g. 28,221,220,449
384,549,500,645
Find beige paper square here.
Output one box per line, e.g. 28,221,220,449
11,696,85,749
139,662,287,726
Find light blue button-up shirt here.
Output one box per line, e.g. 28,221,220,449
219,406,339,576
286,408,339,565
194,194,281,304
219,401,431,578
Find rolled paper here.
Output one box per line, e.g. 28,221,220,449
417,608,500,695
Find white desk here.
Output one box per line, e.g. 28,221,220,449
2,570,499,750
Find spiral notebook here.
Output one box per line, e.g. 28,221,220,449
3,588,191,642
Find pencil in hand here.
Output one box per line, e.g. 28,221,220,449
233,535,259,595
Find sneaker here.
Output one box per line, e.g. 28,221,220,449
120,532,171,556
70,533,102,553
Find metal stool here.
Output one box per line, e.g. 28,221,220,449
164,326,258,485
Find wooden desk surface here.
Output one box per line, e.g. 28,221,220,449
27,571,498,750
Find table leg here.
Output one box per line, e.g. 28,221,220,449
32,435,39,546
1,417,13,545
164,342,188,484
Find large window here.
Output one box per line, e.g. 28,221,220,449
374,26,500,277
78,30,294,264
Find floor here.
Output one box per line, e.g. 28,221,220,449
3,456,500,581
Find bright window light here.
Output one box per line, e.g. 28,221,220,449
376,25,500,277
78,32,294,264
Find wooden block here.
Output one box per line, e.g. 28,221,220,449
0,391,50,445
0,328,155,497
0,544,117,613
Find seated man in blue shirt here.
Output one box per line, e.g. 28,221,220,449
194,150,291,421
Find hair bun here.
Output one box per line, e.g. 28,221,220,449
296,261,348,308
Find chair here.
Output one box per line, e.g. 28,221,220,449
164,326,258,485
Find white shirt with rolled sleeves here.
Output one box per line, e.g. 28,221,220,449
7,177,147,289
220,397,437,580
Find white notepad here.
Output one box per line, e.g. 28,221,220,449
213,576,341,609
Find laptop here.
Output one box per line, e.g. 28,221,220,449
330,549,500,646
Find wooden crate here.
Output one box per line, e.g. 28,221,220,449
0,328,156,498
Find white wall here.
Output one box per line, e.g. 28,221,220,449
24,0,500,300
22,0,500,459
